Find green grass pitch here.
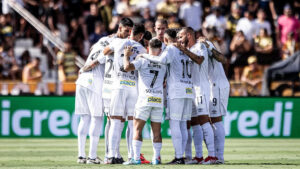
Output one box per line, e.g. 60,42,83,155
0,138,299,169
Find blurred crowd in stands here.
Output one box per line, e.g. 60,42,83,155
0,0,299,96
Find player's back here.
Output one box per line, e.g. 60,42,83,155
166,45,194,99
76,36,111,94
134,55,167,107
190,42,210,95
206,41,230,89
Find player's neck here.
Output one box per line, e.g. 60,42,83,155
188,39,196,48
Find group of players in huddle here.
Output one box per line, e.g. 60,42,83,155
75,17,230,165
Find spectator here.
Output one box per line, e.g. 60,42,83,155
85,3,102,36
0,47,19,80
156,0,178,18
203,7,227,38
254,28,273,66
98,0,113,31
22,57,42,84
226,2,242,41
236,10,256,42
241,55,263,96
277,4,300,48
282,32,300,59
179,0,203,31
89,22,108,45
230,30,252,81
254,9,272,36
68,18,86,58
57,42,78,82
115,0,136,17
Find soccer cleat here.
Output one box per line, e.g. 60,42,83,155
77,156,86,164
202,156,217,165
104,157,116,164
115,157,125,164
123,158,141,165
167,158,185,164
151,156,161,165
140,153,150,164
215,159,225,164
185,157,204,164
87,157,103,164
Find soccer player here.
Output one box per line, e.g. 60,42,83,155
177,27,216,164
80,17,134,164
99,24,147,164
202,38,230,164
141,29,196,164
75,36,107,165
122,38,166,165
154,19,168,50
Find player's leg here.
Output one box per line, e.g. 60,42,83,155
185,121,192,161
75,85,91,164
181,98,192,162
114,118,125,164
86,91,104,164
103,99,111,162
124,89,138,162
87,115,104,164
126,116,134,161
107,89,126,164
167,98,185,164
210,87,229,164
211,116,224,164
150,107,163,165
197,94,215,164
77,115,91,163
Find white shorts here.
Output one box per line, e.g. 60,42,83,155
209,86,230,117
110,88,138,117
75,85,103,117
135,105,163,123
192,94,210,117
103,98,111,114
169,98,193,121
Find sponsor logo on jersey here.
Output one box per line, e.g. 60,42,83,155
147,97,162,103
186,88,193,94
120,80,135,86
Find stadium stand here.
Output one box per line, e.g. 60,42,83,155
0,0,299,96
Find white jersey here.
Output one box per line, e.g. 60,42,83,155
109,38,147,90
101,36,118,99
133,54,167,108
144,45,194,99
75,36,110,94
206,41,230,89
190,42,210,96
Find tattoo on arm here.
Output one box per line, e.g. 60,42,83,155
81,60,99,72
181,48,204,65
211,49,227,64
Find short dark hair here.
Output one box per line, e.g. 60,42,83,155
119,17,134,27
149,38,162,49
164,29,177,39
132,23,145,36
143,31,152,41
155,19,168,27
180,27,195,38
33,57,41,62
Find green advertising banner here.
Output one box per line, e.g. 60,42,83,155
0,96,299,138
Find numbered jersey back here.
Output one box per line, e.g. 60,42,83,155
166,45,194,99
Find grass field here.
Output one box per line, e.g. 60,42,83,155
0,138,299,169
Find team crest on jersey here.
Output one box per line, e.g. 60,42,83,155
186,88,193,94
88,79,92,84
147,97,162,103
120,80,135,86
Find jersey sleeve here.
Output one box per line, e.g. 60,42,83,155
132,57,145,70
143,46,173,64
96,52,106,64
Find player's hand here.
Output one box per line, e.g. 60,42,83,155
174,42,186,51
198,36,207,43
124,45,133,57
